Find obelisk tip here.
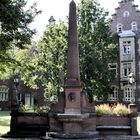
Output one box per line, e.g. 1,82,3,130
70,0,75,4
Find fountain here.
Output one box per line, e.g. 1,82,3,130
43,0,99,139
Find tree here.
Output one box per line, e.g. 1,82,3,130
16,21,68,100
77,0,118,102
0,0,40,49
0,0,41,78
14,0,118,102
38,21,68,99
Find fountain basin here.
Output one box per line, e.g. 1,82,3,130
46,131,99,139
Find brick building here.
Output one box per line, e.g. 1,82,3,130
109,0,140,111
0,78,45,110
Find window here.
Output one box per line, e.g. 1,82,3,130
108,63,117,77
108,86,118,101
117,23,123,32
123,85,134,101
138,39,140,55
123,41,131,54
123,63,131,77
139,61,140,74
25,93,34,106
18,93,22,102
0,86,9,101
123,11,130,17
131,21,137,31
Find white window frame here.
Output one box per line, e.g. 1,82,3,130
123,41,131,55
117,23,123,32
108,86,118,101
123,63,131,77
123,11,130,17
131,21,137,31
25,93,34,107
138,39,140,55
139,61,140,75
108,63,117,77
0,86,9,101
123,85,134,101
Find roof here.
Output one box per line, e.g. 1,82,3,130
118,30,136,37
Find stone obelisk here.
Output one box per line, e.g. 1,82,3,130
64,0,81,114
46,1,98,139
66,0,80,86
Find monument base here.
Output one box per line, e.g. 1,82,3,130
41,131,99,140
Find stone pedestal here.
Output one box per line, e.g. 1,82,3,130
128,103,138,136
46,92,98,139
64,87,81,114
128,103,138,117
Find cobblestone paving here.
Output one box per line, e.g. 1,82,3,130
104,135,140,140
0,136,140,140
0,138,39,140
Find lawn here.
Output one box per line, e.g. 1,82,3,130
0,111,140,135
138,112,140,134
0,111,11,135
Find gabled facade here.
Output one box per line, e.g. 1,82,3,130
110,0,140,111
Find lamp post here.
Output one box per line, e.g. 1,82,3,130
11,73,20,112
9,73,20,134
14,74,20,103
128,73,135,104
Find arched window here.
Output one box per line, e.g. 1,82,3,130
123,85,134,101
123,11,130,17
108,86,118,101
0,85,9,101
117,23,123,32
131,21,137,31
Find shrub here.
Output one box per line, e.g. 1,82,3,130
112,103,129,116
19,104,50,114
95,103,129,116
95,104,112,116
19,103,31,112
34,105,50,114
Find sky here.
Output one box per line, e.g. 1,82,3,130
27,0,140,40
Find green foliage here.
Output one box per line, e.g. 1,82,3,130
16,43,40,89
34,105,50,114
95,103,129,116
14,21,68,99
19,103,50,113
19,103,32,112
0,0,41,49
78,0,118,102
0,0,41,79
37,21,68,99
8,0,118,102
